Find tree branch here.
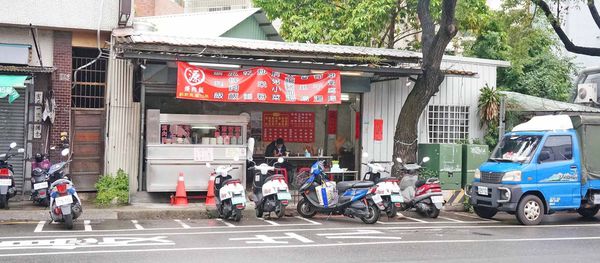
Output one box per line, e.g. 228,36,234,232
417,0,435,57
534,0,600,56
394,30,423,44
589,0,600,30
425,0,458,68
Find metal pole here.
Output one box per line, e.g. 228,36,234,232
137,82,146,192
498,96,506,142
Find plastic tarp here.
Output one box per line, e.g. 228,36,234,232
571,115,600,182
501,91,600,113
0,75,26,103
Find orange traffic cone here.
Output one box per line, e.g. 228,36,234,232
171,172,188,206
206,174,216,206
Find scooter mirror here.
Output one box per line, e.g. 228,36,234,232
61,148,70,157
9,142,17,149
205,163,212,168
361,152,369,159
396,157,403,163
277,157,284,163
17,148,25,153
422,157,430,163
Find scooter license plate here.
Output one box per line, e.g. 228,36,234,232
431,195,444,204
34,182,48,190
390,194,403,203
372,194,383,204
277,192,292,200
231,196,245,205
477,186,489,196
55,195,73,206
0,179,11,186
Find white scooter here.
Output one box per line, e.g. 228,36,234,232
209,162,246,222
361,152,403,217
250,157,292,218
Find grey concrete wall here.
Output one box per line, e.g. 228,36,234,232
0,27,54,67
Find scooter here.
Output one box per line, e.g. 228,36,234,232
31,153,52,206
48,148,82,230
0,142,24,209
209,163,246,222
250,157,292,219
397,157,444,218
296,160,382,224
362,160,403,218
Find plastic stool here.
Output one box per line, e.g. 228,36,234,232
274,168,289,184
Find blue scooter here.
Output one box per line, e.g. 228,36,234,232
296,161,382,224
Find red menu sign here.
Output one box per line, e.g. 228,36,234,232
327,110,337,135
263,112,315,143
374,119,383,141
177,62,341,105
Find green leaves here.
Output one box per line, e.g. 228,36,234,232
95,169,129,207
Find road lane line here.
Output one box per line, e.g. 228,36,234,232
216,218,235,227
398,214,429,223
174,219,191,229
258,218,280,226
294,216,322,225
438,216,465,223
6,235,600,257
84,220,92,231
451,212,494,221
34,221,45,233
317,230,382,236
131,220,144,230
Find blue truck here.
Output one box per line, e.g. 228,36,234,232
469,115,600,225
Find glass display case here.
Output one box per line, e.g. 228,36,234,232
145,109,249,192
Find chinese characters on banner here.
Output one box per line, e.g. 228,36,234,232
374,119,383,141
263,112,315,143
176,62,342,105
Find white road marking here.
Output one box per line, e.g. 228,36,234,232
317,230,382,236
6,235,600,257
229,232,314,244
0,236,174,250
84,220,92,232
438,216,465,223
258,218,280,226
294,216,322,225
216,218,236,227
131,220,144,230
173,220,191,229
451,212,494,221
376,220,498,225
398,215,429,223
33,221,45,233
325,236,404,240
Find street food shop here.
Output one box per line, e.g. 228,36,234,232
109,29,422,194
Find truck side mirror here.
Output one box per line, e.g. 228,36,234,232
538,151,551,163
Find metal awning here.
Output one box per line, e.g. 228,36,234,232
501,91,600,113
0,75,27,103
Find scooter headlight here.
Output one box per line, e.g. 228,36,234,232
502,171,522,182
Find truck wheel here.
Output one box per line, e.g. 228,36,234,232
577,206,600,218
516,195,544,225
473,206,498,219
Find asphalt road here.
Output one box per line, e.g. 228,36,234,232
1,211,600,263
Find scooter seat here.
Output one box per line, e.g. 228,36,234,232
337,181,374,193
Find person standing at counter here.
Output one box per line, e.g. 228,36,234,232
265,138,294,182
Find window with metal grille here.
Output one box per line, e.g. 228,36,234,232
71,48,107,109
427,105,470,143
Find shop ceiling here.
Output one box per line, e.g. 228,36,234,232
112,28,424,78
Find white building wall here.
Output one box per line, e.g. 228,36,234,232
0,27,54,67
362,56,507,162
0,0,120,31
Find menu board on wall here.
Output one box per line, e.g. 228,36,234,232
262,112,315,143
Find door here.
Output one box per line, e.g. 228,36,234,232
536,135,580,208
70,110,105,191
0,87,26,193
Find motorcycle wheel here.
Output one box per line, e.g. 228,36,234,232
64,214,74,230
255,205,264,218
233,209,243,222
275,202,286,219
426,204,440,218
361,202,381,224
386,203,398,218
297,198,317,218
41,198,50,207
0,194,7,209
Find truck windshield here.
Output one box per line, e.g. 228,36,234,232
490,135,542,163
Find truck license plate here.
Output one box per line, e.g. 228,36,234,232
277,192,292,200
477,186,489,196
431,195,444,204
232,196,245,205
0,179,11,186
34,182,48,190
55,195,73,206
390,194,403,203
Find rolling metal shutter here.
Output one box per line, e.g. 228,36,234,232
0,87,26,193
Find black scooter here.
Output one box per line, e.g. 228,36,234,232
0,142,24,209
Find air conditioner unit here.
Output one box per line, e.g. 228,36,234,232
575,83,598,104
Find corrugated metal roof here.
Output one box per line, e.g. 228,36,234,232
502,91,600,113
134,8,282,41
113,28,422,62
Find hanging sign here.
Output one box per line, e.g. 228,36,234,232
176,62,341,105
327,110,337,135
355,112,361,139
374,119,383,141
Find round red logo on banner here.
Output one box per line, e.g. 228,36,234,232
184,67,206,86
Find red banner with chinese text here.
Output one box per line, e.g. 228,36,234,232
374,119,383,141
176,62,342,104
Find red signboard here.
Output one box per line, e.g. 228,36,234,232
374,119,383,141
176,62,341,105
327,110,337,135
262,112,315,143
355,112,361,139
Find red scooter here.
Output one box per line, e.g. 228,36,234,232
397,157,444,218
